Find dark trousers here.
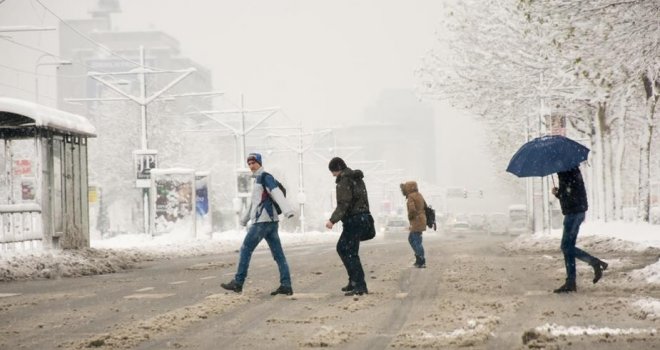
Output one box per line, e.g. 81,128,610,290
560,212,598,282
337,214,367,289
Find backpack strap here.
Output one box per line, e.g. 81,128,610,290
257,172,276,221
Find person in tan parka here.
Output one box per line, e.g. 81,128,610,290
400,181,427,268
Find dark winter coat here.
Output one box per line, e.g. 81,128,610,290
554,167,588,215
329,168,370,224
401,181,427,233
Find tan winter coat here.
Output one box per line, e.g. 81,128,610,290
401,181,426,233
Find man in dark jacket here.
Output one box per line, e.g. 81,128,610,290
552,166,608,293
325,157,371,296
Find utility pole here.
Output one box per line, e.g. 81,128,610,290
266,127,332,233
65,46,221,234
34,54,71,104
187,95,280,229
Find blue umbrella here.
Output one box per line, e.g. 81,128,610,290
506,135,589,177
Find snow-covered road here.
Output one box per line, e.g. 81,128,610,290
2,229,660,349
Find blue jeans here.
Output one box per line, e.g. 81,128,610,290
560,212,598,282
234,222,291,287
408,232,424,258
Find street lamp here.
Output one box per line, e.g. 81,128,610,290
34,54,72,104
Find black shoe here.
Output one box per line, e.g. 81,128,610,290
221,280,243,293
341,283,354,292
415,256,426,268
592,260,608,284
345,287,368,296
553,280,577,293
270,285,293,296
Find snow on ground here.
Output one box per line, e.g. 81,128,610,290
1,220,659,313
0,229,336,282
506,220,660,322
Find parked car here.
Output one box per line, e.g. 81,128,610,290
382,217,408,237
507,219,530,236
468,213,487,233
446,220,471,235
486,213,508,235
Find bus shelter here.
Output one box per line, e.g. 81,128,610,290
0,97,96,251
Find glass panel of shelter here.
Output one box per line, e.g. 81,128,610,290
52,136,64,235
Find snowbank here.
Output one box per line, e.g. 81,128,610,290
0,229,336,282
1,221,659,283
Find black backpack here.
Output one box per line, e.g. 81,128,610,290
424,201,437,231
260,172,286,215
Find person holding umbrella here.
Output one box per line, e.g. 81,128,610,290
506,135,608,293
551,166,608,293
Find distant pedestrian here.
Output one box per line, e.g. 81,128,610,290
552,166,608,293
325,157,371,296
221,153,296,296
400,181,427,268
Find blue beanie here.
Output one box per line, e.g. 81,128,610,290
247,152,262,165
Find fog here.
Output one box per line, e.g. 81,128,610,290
0,0,509,233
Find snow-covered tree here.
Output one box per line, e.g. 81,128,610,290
419,0,659,221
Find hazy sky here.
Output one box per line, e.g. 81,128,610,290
0,0,499,196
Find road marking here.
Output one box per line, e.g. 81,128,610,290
169,281,187,285
135,287,155,292
0,293,21,298
200,276,217,280
525,290,550,296
124,293,175,299
288,293,330,300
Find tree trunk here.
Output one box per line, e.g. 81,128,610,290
638,72,659,222
598,102,615,221
592,103,606,220
612,91,629,220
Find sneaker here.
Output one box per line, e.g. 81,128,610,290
553,280,576,294
270,285,293,296
341,283,354,292
592,260,608,284
221,280,243,293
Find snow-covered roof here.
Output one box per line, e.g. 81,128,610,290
0,97,96,137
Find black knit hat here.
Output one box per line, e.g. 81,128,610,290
328,157,347,172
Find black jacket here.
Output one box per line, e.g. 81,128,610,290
554,167,588,215
329,168,370,224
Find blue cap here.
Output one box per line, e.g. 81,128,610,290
247,152,262,165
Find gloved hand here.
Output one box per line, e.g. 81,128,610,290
551,187,559,197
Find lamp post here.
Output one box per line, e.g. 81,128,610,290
34,54,71,104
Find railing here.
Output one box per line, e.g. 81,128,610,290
0,203,43,251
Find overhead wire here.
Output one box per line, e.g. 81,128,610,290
0,62,87,78
0,36,110,74
33,0,172,72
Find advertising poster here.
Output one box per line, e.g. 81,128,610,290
134,150,158,188
21,177,35,201
195,172,212,236
150,169,195,236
